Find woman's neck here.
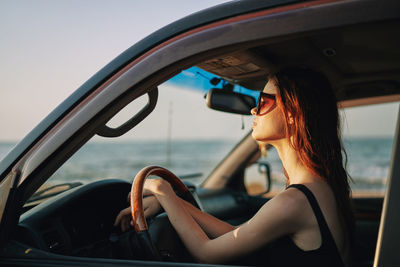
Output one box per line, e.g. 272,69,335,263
271,138,319,184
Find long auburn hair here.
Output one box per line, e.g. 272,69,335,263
271,66,354,236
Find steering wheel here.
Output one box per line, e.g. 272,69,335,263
129,166,200,260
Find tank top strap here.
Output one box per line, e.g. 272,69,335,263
286,184,338,250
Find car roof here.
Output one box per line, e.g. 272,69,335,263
196,18,400,106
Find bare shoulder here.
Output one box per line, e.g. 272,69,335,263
280,182,338,222
266,186,311,213
237,187,312,245
253,187,312,232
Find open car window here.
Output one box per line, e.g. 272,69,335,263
341,102,399,197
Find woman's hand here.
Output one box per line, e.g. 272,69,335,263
114,194,163,232
143,195,162,218
114,206,132,232
114,179,172,232
143,178,173,197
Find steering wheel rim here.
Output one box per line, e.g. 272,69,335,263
129,166,200,260
130,165,197,232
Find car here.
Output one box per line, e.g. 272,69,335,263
1,0,400,266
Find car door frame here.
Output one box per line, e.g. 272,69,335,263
0,0,399,266
374,105,400,267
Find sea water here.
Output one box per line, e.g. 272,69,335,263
0,137,393,195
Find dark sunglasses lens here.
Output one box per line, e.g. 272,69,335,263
256,93,275,115
256,93,263,114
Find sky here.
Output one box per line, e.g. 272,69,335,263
0,0,399,142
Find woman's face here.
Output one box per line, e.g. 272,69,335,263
251,79,287,143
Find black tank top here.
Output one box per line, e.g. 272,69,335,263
232,184,345,267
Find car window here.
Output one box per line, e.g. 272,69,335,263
244,101,399,197
341,102,399,197
41,68,254,195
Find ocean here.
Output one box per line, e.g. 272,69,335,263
0,137,393,195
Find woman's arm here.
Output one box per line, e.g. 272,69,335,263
179,198,235,238
114,194,235,238
146,179,303,264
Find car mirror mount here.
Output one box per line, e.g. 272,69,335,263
205,88,255,115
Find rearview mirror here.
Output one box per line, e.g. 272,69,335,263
205,89,256,115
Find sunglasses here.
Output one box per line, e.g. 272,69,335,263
256,92,276,115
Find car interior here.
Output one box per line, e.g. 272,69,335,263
1,3,400,267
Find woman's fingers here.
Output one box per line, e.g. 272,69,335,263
114,207,132,232
144,206,152,218
143,178,168,194
116,188,164,232
114,208,126,226
142,189,153,197
144,205,157,218
121,217,128,232
143,195,161,218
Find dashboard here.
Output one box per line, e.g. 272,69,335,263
16,180,131,258
12,178,269,262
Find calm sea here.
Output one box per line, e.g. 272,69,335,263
0,137,393,194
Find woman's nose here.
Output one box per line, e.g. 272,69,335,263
250,107,257,115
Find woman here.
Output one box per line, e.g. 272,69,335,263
115,67,353,266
